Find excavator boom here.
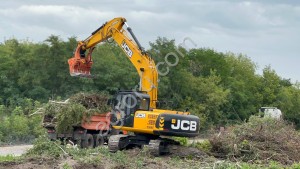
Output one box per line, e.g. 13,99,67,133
68,17,158,108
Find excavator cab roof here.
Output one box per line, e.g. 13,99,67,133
112,91,150,111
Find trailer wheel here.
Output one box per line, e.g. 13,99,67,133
81,134,94,148
94,134,105,147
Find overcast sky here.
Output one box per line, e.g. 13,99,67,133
1,0,299,82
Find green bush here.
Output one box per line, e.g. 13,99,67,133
28,114,45,137
0,113,44,143
26,136,65,158
194,140,212,153
173,137,188,146
0,98,45,144
9,114,30,140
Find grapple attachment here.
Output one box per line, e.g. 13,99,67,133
68,44,94,77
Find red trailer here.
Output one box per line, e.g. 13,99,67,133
43,112,126,148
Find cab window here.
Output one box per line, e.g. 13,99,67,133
137,98,149,110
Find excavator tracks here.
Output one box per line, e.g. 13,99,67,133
147,138,180,156
108,134,127,152
147,140,161,156
109,134,181,156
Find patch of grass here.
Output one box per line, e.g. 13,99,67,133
193,140,212,153
62,163,73,169
0,155,19,162
290,163,300,169
67,146,105,165
172,137,188,146
25,136,65,158
109,151,128,165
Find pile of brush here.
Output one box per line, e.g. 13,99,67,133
209,116,300,165
43,92,111,133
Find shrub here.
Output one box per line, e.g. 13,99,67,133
26,136,65,158
173,137,188,146
194,140,212,153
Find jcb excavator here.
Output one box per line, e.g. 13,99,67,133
68,17,200,155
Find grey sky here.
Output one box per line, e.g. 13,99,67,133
1,0,299,82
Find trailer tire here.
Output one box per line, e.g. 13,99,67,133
81,134,94,148
94,134,105,147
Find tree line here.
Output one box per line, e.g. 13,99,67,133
0,35,299,142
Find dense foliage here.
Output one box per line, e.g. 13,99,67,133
0,98,43,144
0,35,300,143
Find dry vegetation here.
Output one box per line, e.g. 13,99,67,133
210,116,300,165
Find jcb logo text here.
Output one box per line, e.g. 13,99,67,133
121,41,133,58
171,120,197,131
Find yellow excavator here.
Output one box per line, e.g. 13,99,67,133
68,17,200,155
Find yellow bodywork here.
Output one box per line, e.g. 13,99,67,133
115,109,190,134
81,17,158,108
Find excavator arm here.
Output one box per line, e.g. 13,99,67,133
68,17,158,108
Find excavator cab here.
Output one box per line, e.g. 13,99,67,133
110,91,150,127
68,44,94,77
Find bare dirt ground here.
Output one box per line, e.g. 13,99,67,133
0,145,33,156
0,157,59,169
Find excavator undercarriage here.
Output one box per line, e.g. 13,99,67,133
108,134,180,156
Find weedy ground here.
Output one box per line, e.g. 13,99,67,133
1,116,300,169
